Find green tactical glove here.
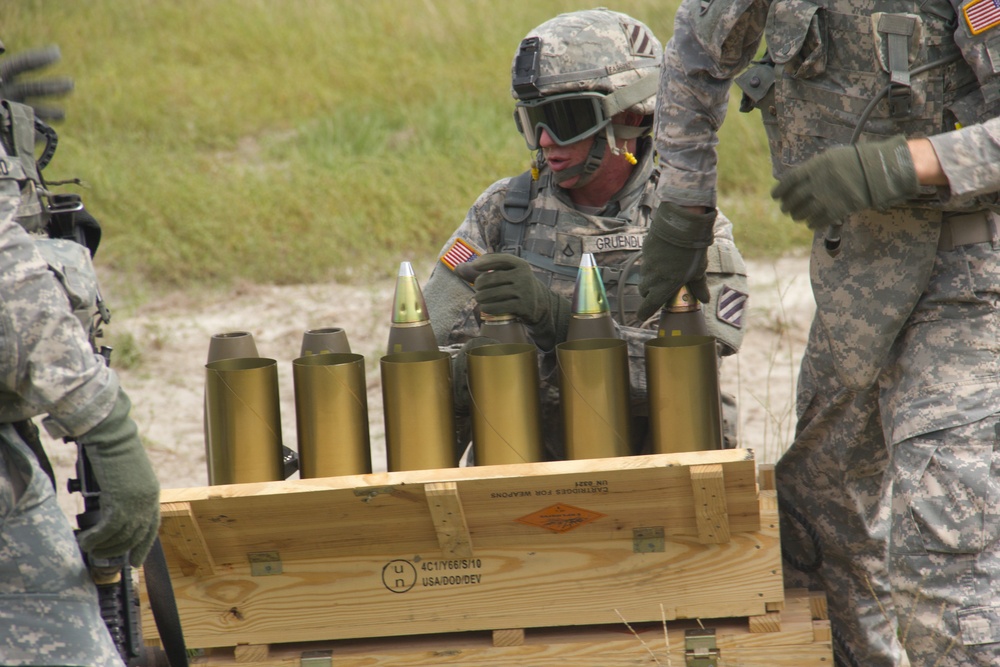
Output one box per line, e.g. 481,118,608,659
0,45,74,121
771,134,919,230
451,336,502,416
636,201,715,321
76,389,161,568
461,253,571,351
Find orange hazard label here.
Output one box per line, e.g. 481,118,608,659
516,503,606,533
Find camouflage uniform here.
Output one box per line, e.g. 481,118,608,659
423,137,748,458
657,0,1000,664
929,117,1000,198
0,137,123,664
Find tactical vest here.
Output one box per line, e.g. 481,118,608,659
0,101,48,232
499,169,656,328
0,101,107,351
738,0,1000,211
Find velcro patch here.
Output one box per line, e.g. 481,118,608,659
439,237,482,271
717,285,748,329
964,0,1000,35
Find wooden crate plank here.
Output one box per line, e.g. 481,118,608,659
689,464,731,543
176,592,831,666
154,451,760,577
425,482,473,558
142,503,784,649
160,502,215,577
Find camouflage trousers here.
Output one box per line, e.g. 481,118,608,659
777,317,904,667
0,426,123,667
782,224,1000,667
880,238,1000,667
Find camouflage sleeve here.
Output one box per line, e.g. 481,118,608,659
0,187,118,438
655,0,769,208
423,178,512,346
929,117,1000,199
705,209,748,354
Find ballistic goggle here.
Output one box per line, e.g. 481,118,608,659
513,92,611,150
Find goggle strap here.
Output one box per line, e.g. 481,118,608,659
601,70,659,117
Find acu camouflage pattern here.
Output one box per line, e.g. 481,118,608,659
0,144,123,664
777,318,898,667
657,0,1000,663
0,427,122,667
512,8,661,115
929,116,1000,200
423,141,748,458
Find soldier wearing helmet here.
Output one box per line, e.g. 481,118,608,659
423,8,750,460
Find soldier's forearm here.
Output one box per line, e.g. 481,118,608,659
908,138,948,187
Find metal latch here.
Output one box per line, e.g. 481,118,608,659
685,628,720,666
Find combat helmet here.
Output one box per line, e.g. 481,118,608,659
510,8,661,184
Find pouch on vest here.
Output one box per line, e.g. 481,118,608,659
766,0,827,80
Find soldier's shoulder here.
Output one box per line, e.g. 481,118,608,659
469,174,526,217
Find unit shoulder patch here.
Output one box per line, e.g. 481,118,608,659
717,284,748,329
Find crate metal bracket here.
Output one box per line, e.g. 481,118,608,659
248,551,283,576
300,650,333,667
632,526,665,553
685,628,720,666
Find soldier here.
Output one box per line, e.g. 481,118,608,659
641,0,1000,664
0,43,160,666
422,8,749,460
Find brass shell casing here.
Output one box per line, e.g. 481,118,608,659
204,331,261,479
467,343,543,465
300,327,352,356
292,352,371,478
556,338,632,460
645,335,722,453
380,350,456,471
205,357,283,485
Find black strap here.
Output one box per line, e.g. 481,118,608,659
12,418,56,490
143,538,190,667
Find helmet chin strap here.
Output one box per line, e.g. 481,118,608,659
550,134,608,188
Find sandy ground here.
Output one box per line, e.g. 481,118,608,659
47,254,816,520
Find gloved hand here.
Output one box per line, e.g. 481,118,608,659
771,134,919,230
459,254,571,350
76,389,161,568
0,45,74,121
452,336,501,416
637,201,716,321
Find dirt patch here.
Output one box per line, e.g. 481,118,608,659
47,255,815,519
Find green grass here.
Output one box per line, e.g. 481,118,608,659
4,0,805,292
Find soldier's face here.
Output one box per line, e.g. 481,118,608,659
538,129,597,188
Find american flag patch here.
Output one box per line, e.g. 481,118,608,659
717,285,747,329
439,237,482,271
964,0,1000,34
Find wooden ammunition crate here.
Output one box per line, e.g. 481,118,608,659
142,450,833,664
